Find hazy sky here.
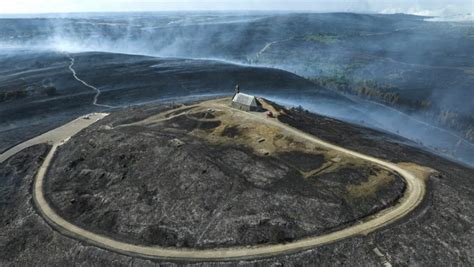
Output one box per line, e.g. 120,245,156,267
1,0,472,16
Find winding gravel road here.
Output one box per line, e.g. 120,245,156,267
0,102,429,261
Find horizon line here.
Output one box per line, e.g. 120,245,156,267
0,10,429,17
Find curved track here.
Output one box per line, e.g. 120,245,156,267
67,54,116,109
0,104,428,261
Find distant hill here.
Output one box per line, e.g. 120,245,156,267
0,51,346,153
1,12,472,140
1,12,473,164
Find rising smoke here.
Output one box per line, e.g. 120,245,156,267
0,12,473,165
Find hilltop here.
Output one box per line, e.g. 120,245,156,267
0,96,472,265
44,98,406,248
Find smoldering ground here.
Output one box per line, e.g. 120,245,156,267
0,12,473,165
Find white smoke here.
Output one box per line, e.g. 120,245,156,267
0,0,472,20
380,4,473,21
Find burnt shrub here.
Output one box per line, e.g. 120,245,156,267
41,86,57,96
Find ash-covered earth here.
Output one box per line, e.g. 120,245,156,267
0,98,472,266
0,50,343,154
44,99,405,248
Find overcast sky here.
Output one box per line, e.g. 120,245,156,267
0,0,472,17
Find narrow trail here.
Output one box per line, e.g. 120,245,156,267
0,101,432,262
254,38,293,60
67,54,117,109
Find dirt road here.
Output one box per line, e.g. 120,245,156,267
0,113,109,164
0,104,429,261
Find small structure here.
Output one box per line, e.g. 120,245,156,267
232,93,262,111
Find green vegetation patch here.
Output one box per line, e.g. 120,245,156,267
300,34,339,44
